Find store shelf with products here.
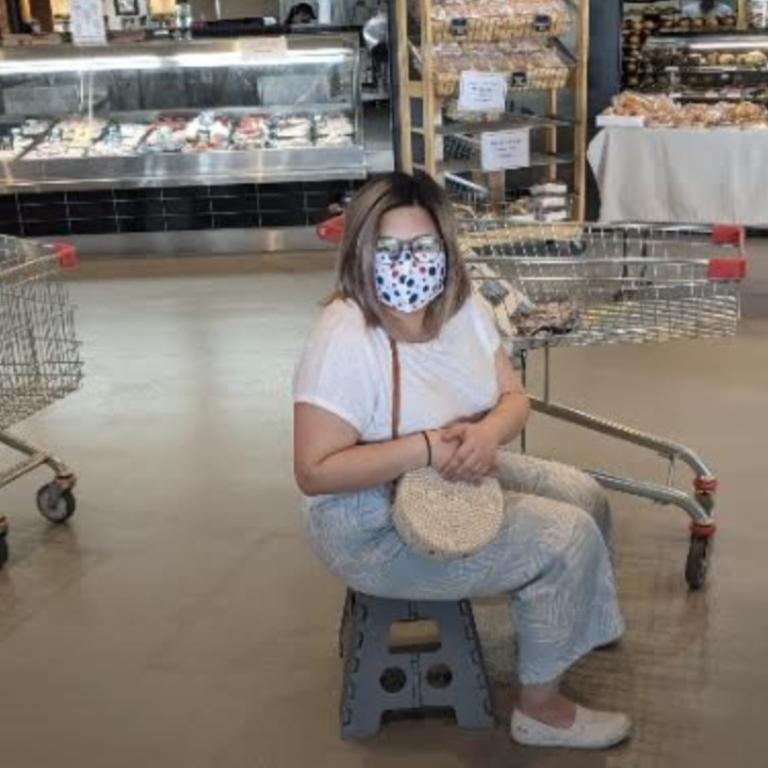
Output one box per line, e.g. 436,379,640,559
621,1,744,91
0,35,365,192
641,32,768,100
622,1,768,93
394,0,588,223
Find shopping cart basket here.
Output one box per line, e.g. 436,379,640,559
464,220,746,589
0,237,83,568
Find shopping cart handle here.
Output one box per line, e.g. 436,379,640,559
51,242,78,270
707,258,747,281
316,214,345,245
710,225,744,247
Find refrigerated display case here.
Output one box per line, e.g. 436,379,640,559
641,33,768,101
0,34,365,192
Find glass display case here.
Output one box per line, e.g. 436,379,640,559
641,33,768,101
0,34,365,192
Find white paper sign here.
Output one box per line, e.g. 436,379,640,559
457,72,507,113
70,0,107,46
480,129,530,172
240,36,289,58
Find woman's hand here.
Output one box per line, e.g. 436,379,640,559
425,429,460,473
437,421,500,483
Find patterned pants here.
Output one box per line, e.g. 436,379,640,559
305,452,624,685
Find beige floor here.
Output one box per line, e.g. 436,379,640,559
1,259,767,768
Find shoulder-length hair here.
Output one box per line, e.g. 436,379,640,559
332,172,471,338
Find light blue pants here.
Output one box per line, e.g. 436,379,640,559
305,452,624,685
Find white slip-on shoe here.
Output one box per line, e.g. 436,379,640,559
511,705,632,749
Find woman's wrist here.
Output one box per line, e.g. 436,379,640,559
476,415,505,449
482,392,528,446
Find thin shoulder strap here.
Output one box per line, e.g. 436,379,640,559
389,337,401,440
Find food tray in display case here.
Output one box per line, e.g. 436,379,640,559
0,36,365,192
642,34,768,97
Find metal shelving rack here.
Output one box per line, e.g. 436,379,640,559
393,0,589,221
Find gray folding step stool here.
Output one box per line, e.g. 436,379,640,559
338,589,496,739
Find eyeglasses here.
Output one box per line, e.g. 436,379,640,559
375,235,445,264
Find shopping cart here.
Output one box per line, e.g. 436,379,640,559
0,237,83,568
463,220,746,590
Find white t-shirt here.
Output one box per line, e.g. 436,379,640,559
293,296,501,442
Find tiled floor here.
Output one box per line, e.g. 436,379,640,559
0,258,766,768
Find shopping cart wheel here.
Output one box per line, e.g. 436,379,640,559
36,483,76,524
685,536,711,591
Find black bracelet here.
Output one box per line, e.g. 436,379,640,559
422,431,432,467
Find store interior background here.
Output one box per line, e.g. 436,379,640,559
0,3,767,767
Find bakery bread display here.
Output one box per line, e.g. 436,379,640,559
429,41,570,96
431,0,571,43
622,9,739,90
603,92,768,128
452,181,571,224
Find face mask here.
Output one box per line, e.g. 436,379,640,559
373,235,447,314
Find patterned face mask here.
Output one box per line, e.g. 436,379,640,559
373,235,447,313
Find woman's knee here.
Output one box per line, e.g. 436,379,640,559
551,466,612,544
511,495,608,570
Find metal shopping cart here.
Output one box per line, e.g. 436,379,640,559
462,219,746,590
0,236,83,568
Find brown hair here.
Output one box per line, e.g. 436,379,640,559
332,172,471,338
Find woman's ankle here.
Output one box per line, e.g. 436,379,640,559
517,684,577,728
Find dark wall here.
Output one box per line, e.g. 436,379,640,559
586,0,623,219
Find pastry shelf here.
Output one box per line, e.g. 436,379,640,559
422,114,574,135
395,0,589,221
440,151,576,174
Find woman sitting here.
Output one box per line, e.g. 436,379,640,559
293,172,629,749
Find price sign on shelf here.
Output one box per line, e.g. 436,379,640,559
70,0,107,46
457,72,507,113
480,129,530,172
240,36,289,58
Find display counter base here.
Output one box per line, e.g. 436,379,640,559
60,227,332,258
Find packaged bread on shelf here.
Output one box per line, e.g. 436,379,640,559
431,0,571,43
602,92,768,129
428,41,571,97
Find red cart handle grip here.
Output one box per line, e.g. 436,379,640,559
51,242,78,269
707,259,747,281
316,214,345,245
710,225,744,247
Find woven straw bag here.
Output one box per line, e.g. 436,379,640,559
389,338,504,560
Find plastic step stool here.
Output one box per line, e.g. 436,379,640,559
338,589,495,739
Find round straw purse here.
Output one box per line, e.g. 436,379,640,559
389,338,504,560
392,467,504,560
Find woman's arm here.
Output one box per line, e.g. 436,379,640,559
294,403,454,496
440,347,530,481
480,346,530,444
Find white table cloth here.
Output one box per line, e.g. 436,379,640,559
588,126,768,225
